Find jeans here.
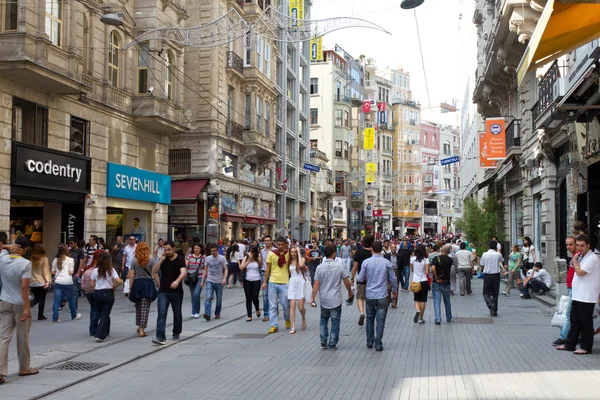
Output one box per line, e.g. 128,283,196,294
342,258,352,275
365,298,389,348
86,293,99,336
457,268,472,295
401,266,410,290
204,281,223,317
527,278,550,293
243,280,261,318
559,288,573,341
72,275,81,308
565,300,595,353
268,282,290,328
482,273,500,312
156,292,183,341
52,283,77,322
29,286,48,318
188,279,202,315
432,282,452,322
320,305,342,348
261,271,269,318
94,289,114,340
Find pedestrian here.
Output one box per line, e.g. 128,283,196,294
185,243,205,318
84,235,99,267
310,244,353,350
28,244,51,321
522,236,537,269
68,237,85,309
480,240,504,317
553,236,577,346
340,239,352,275
260,236,275,322
128,242,158,338
306,244,322,286
110,236,125,275
410,244,430,324
91,252,122,342
502,244,522,296
262,237,291,334
557,234,600,355
226,240,240,288
351,235,374,326
431,245,453,325
397,238,412,291
358,241,397,351
202,243,228,321
287,246,308,333
240,246,262,322
453,242,474,296
0,237,39,383
153,238,165,261
121,236,137,294
51,244,81,322
152,241,186,345
81,250,103,337
383,241,401,308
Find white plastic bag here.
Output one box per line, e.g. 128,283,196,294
593,305,600,334
123,279,130,294
551,295,570,328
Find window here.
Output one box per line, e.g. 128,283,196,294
310,78,318,94
12,98,48,147
310,139,318,149
138,138,156,171
257,36,263,71
45,0,62,46
408,174,412,184
310,108,318,125
107,31,120,87
424,174,433,187
444,178,451,190
335,140,343,158
241,163,256,184
344,111,349,128
227,86,234,121
70,116,90,156
168,148,191,175
165,51,174,100
108,130,122,163
244,33,251,66
404,108,408,121
432,135,437,146
137,41,150,94
443,140,451,155
335,109,343,126
256,96,263,133
344,141,349,159
263,41,271,78
408,198,412,210
423,134,427,146
222,152,237,178
403,128,407,141
403,150,407,162
264,102,270,136
244,93,251,129
414,197,419,210
4,0,18,31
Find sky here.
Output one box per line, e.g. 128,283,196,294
311,0,467,112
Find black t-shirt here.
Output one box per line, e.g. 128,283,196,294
159,255,186,294
431,254,453,283
353,247,372,282
70,248,85,274
308,249,322,268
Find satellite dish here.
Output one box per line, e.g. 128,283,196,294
400,0,424,9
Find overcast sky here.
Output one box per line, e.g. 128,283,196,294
311,0,466,111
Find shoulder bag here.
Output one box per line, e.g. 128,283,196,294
409,281,422,293
184,256,201,286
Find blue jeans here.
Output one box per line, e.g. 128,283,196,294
261,270,269,318
156,292,183,341
366,298,389,347
204,281,223,317
320,305,342,348
53,283,77,321
342,258,352,275
188,279,202,315
86,293,99,336
401,266,410,290
433,282,453,322
94,289,114,340
72,275,81,309
268,282,290,329
560,287,573,340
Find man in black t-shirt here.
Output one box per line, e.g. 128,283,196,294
351,235,374,326
307,245,322,286
68,237,85,308
431,245,454,325
152,241,186,345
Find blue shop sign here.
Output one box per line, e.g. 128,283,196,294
106,162,171,204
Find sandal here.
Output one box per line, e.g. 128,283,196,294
301,320,306,330
556,345,570,351
0,376,5,385
18,368,39,376
289,329,296,334
256,311,261,318
139,331,147,337
574,349,590,355
246,317,252,322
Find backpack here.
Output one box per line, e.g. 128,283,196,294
81,267,95,294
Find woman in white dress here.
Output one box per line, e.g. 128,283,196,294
287,246,308,334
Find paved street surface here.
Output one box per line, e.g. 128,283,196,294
3,280,600,399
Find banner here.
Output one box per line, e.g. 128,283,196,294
366,163,376,183
290,0,304,27
363,127,375,150
309,36,323,61
482,118,506,161
362,101,371,113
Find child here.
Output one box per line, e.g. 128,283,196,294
502,245,522,296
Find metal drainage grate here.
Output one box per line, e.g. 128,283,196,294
46,361,109,372
451,317,494,324
227,333,267,339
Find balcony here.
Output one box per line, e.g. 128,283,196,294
244,129,277,156
406,139,420,146
226,51,244,78
533,61,569,130
334,94,351,105
365,80,377,92
226,120,244,141
132,95,187,135
505,120,522,158
424,208,438,216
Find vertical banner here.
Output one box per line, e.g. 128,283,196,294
479,132,497,168
363,127,375,149
365,163,377,183
309,36,323,61
290,0,304,27
484,118,506,160
362,101,371,113
61,202,84,242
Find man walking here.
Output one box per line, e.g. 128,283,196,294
351,235,374,326
84,235,99,267
310,244,353,350
340,240,352,275
202,243,228,321
260,236,274,322
357,240,397,351
262,237,291,334
151,241,186,345
480,240,504,316
553,236,576,346
454,242,474,295
397,238,412,291
68,237,85,308
431,245,453,325
0,236,38,382
122,236,137,281
110,236,126,276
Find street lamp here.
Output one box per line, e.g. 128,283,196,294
400,0,424,9
100,13,124,26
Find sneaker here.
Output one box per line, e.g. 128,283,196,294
37,316,47,321
262,317,269,322
367,343,373,349
552,338,566,346
152,338,167,346
95,338,105,342
375,346,383,352
321,342,327,349
285,320,291,329
73,314,81,321
329,346,337,351
193,314,200,319
215,315,221,320
203,314,211,321
418,319,425,324
435,321,441,325
522,295,531,299
172,334,180,340
502,291,508,296
268,326,279,334
413,312,420,324
358,314,365,326
190,314,195,318
520,293,524,297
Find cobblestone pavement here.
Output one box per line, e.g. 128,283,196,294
3,279,600,400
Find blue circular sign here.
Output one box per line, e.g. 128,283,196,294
490,124,502,135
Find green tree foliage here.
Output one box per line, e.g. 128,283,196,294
456,196,505,254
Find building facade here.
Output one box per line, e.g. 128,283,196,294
420,122,441,235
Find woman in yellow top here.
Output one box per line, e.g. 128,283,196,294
29,244,52,320
262,237,291,334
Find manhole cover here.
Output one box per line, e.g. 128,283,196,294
227,333,267,339
46,361,109,372
451,317,493,324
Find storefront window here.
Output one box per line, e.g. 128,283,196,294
258,168,272,188
221,194,237,214
242,197,255,215
222,152,237,178
511,194,524,245
240,163,256,184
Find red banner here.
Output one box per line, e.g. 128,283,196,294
362,101,371,113
373,209,383,217
377,102,386,112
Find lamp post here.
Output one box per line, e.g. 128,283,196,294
400,0,425,9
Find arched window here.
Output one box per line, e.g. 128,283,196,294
108,31,120,87
165,51,174,100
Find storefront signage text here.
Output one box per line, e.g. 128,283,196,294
25,159,83,182
107,162,171,204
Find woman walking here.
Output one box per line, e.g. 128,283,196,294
502,245,522,296
91,253,122,342
128,242,158,337
411,244,430,324
29,244,51,320
227,242,240,288
81,250,103,336
51,244,81,322
240,246,262,322
287,246,308,333
186,243,205,318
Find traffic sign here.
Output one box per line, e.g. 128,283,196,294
440,156,460,166
303,162,320,172
352,191,363,197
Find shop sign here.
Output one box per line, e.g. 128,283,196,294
423,216,437,223
382,214,391,221
242,197,255,215
168,204,197,216
170,216,198,224
61,203,84,240
12,143,90,193
332,219,346,226
106,162,171,204
372,209,383,217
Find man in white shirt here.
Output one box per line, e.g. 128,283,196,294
557,234,600,354
122,236,137,282
259,236,274,322
523,262,552,295
479,240,504,317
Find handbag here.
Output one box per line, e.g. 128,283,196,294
239,267,246,283
409,281,422,293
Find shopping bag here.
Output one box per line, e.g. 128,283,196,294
123,279,131,294
594,304,600,335
551,295,570,328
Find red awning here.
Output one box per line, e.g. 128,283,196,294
263,217,278,226
245,215,264,224
221,213,246,223
171,180,208,200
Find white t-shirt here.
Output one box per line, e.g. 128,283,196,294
91,268,119,290
480,250,504,274
522,245,535,263
572,251,600,303
244,261,261,281
237,243,246,260
52,257,74,285
410,256,428,282
534,268,552,287
123,244,137,268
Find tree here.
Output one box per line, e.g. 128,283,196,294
456,196,505,255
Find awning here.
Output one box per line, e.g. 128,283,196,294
245,215,264,225
263,217,278,225
171,179,208,200
220,213,246,223
517,0,600,86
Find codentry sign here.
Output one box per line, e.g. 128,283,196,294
11,142,91,193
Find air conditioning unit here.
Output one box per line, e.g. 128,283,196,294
525,159,535,168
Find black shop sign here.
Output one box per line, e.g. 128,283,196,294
11,143,91,193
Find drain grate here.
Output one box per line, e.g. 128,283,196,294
46,361,109,372
227,333,267,339
451,317,494,324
